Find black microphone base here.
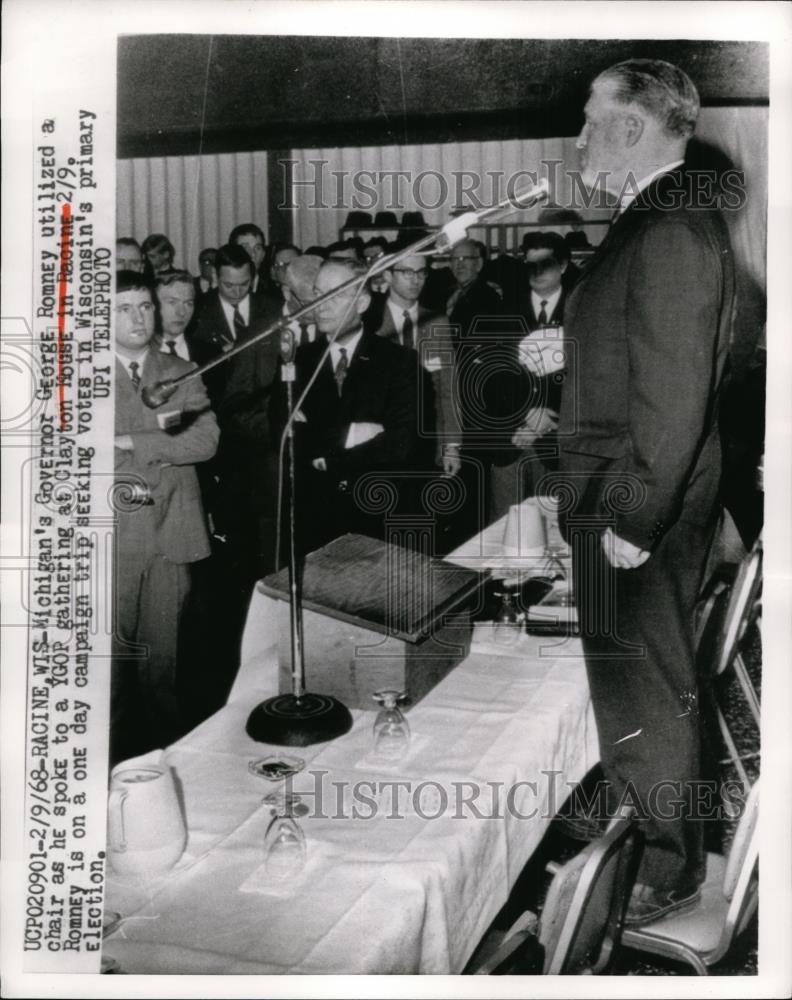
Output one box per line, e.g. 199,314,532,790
246,691,353,747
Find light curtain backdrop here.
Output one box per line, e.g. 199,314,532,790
116,107,767,289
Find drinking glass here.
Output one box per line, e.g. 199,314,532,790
263,811,307,881
372,690,411,761
248,754,308,818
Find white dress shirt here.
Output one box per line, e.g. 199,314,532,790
329,329,363,371
116,349,150,382
530,287,563,325
283,303,318,344
219,294,251,341
386,299,419,345
159,334,191,361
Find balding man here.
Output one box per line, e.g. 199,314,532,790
293,259,419,552
558,59,735,925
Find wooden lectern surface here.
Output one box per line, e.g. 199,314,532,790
259,533,482,643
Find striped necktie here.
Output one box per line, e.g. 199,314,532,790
129,361,141,391
334,347,348,396
165,339,178,355
233,304,246,342
537,300,548,326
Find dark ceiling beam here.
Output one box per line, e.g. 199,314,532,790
117,36,768,160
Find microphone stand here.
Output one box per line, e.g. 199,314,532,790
142,179,549,747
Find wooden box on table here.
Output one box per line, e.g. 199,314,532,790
258,534,483,710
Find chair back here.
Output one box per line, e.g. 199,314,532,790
720,779,760,950
539,815,641,975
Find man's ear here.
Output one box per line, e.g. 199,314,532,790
382,270,393,290
355,289,372,315
624,113,644,148
560,260,568,274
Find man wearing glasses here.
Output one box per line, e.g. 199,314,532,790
375,248,462,479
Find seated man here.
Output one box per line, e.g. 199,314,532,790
112,270,219,763
293,259,419,553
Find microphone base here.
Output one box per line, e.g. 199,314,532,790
246,691,353,747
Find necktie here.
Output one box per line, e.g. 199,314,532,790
129,361,141,391
538,300,548,326
402,310,414,349
233,304,246,342
298,321,311,347
166,339,178,355
334,347,348,396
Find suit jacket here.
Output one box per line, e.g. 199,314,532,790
374,302,462,462
114,350,219,564
296,330,419,488
190,290,282,406
517,284,567,331
558,169,735,551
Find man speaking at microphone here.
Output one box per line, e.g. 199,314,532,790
557,60,735,925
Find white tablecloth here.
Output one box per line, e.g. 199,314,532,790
104,588,596,975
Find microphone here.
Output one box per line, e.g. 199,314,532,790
141,378,179,408
435,177,550,249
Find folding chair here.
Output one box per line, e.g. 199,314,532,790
622,779,759,975
696,534,762,787
473,815,642,975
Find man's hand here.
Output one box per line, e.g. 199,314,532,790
114,435,134,452
511,408,558,448
441,444,461,476
601,527,651,569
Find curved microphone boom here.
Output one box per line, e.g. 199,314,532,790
435,177,550,249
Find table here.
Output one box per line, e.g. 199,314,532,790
103,569,596,975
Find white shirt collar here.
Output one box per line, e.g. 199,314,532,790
219,294,250,335
116,348,150,380
330,328,363,369
159,333,190,360
387,297,419,333
618,160,684,214
530,287,562,321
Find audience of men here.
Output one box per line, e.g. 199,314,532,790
107,218,650,751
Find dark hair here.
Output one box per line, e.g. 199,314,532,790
229,223,266,247
521,231,570,265
156,269,195,291
117,236,142,251
304,245,327,259
141,233,175,260
198,247,217,263
596,58,699,139
214,243,255,276
117,269,155,295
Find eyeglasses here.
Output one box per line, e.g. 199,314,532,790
392,267,427,279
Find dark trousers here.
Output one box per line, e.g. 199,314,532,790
570,515,715,892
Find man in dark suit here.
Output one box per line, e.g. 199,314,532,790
293,259,419,553
229,222,268,295
191,243,279,405
112,270,219,763
445,239,511,537
154,270,198,361
374,248,462,478
558,59,735,925
488,232,572,518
